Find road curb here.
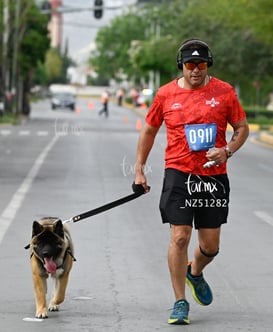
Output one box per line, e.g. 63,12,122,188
259,131,273,146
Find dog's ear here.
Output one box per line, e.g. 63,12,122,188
54,219,64,238
32,220,43,237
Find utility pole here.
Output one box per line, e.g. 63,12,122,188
0,1,4,114
10,0,21,115
0,0,11,114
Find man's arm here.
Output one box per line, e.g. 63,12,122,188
206,118,249,164
227,118,249,153
134,123,160,192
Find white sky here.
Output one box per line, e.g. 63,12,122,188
62,0,137,63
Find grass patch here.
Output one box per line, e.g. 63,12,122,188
248,116,273,128
0,112,20,125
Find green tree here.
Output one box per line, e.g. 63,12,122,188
33,38,76,87
194,0,273,46
89,11,147,84
45,48,63,83
0,0,5,107
19,2,50,114
187,0,273,104
3,0,51,115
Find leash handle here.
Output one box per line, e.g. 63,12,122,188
63,183,149,224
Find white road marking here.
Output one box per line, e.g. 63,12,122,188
19,130,30,136
0,129,11,135
254,211,273,227
0,135,59,244
37,131,49,136
23,317,44,322
0,130,50,136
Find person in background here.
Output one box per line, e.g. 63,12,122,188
133,38,249,325
130,87,140,107
98,90,109,117
116,88,124,106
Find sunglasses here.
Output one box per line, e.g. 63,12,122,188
184,62,207,70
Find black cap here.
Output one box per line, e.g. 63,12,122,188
177,39,213,69
182,46,210,63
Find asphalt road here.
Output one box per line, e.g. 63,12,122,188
0,97,273,331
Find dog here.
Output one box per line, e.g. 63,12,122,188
25,217,76,318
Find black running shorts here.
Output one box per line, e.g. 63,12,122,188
159,168,230,228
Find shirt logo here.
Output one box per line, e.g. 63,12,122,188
192,50,200,56
171,103,182,110
206,97,220,108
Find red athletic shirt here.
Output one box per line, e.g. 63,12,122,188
146,77,246,175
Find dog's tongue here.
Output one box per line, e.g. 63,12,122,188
44,257,57,274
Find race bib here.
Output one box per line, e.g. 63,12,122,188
185,123,217,151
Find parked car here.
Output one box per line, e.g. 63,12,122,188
51,92,75,111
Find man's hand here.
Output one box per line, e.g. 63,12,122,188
134,174,150,193
205,147,227,166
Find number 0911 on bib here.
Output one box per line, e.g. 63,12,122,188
185,123,217,151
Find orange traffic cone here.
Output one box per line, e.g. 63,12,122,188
140,103,147,109
88,101,94,110
136,118,142,130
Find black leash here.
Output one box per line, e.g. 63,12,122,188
62,183,149,224
24,184,148,250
